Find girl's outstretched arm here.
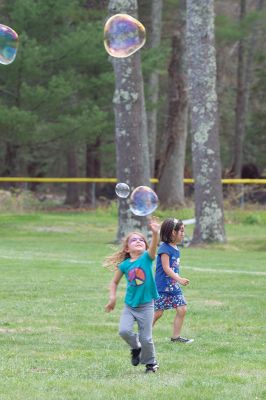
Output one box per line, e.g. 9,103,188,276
148,217,160,259
105,269,123,312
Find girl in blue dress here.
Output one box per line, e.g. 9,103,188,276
153,218,194,343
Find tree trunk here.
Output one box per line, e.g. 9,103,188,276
231,0,265,178
84,140,101,206
146,0,163,176
64,144,80,207
187,0,226,244
157,0,188,208
108,0,151,242
3,143,19,189
232,0,247,178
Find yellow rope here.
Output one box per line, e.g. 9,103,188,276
0,177,265,184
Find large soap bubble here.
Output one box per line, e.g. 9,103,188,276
129,186,158,216
104,13,146,58
115,182,130,198
0,24,19,65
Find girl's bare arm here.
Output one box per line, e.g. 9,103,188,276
105,269,123,312
148,218,160,259
161,253,189,285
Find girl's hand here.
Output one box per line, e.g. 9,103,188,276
105,298,116,312
149,216,160,234
177,277,190,286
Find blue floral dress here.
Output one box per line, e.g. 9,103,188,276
154,242,187,310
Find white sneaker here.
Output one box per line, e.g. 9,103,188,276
171,336,194,344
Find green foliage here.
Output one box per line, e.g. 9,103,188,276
246,50,266,170
215,15,242,43
225,207,266,225
215,5,266,173
0,105,38,142
142,44,170,77
0,0,265,182
243,214,261,225
216,10,266,44
0,0,114,178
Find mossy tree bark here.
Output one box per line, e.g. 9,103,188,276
187,0,226,243
108,0,151,241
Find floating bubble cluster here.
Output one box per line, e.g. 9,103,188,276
129,186,158,217
0,24,19,65
104,13,146,58
115,182,130,198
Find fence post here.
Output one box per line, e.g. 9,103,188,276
239,184,245,208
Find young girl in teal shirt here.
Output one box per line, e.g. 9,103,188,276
105,218,160,373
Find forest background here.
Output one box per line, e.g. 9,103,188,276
0,0,265,208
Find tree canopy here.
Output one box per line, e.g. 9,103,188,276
0,0,265,215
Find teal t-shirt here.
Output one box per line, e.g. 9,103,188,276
119,251,159,307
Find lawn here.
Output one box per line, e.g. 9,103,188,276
0,208,265,400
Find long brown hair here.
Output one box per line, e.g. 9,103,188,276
103,231,149,270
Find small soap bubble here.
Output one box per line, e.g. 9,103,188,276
0,24,19,65
115,182,130,198
104,13,146,58
129,186,158,217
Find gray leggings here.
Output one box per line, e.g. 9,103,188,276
119,301,156,365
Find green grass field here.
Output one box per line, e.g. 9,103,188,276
0,208,265,400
